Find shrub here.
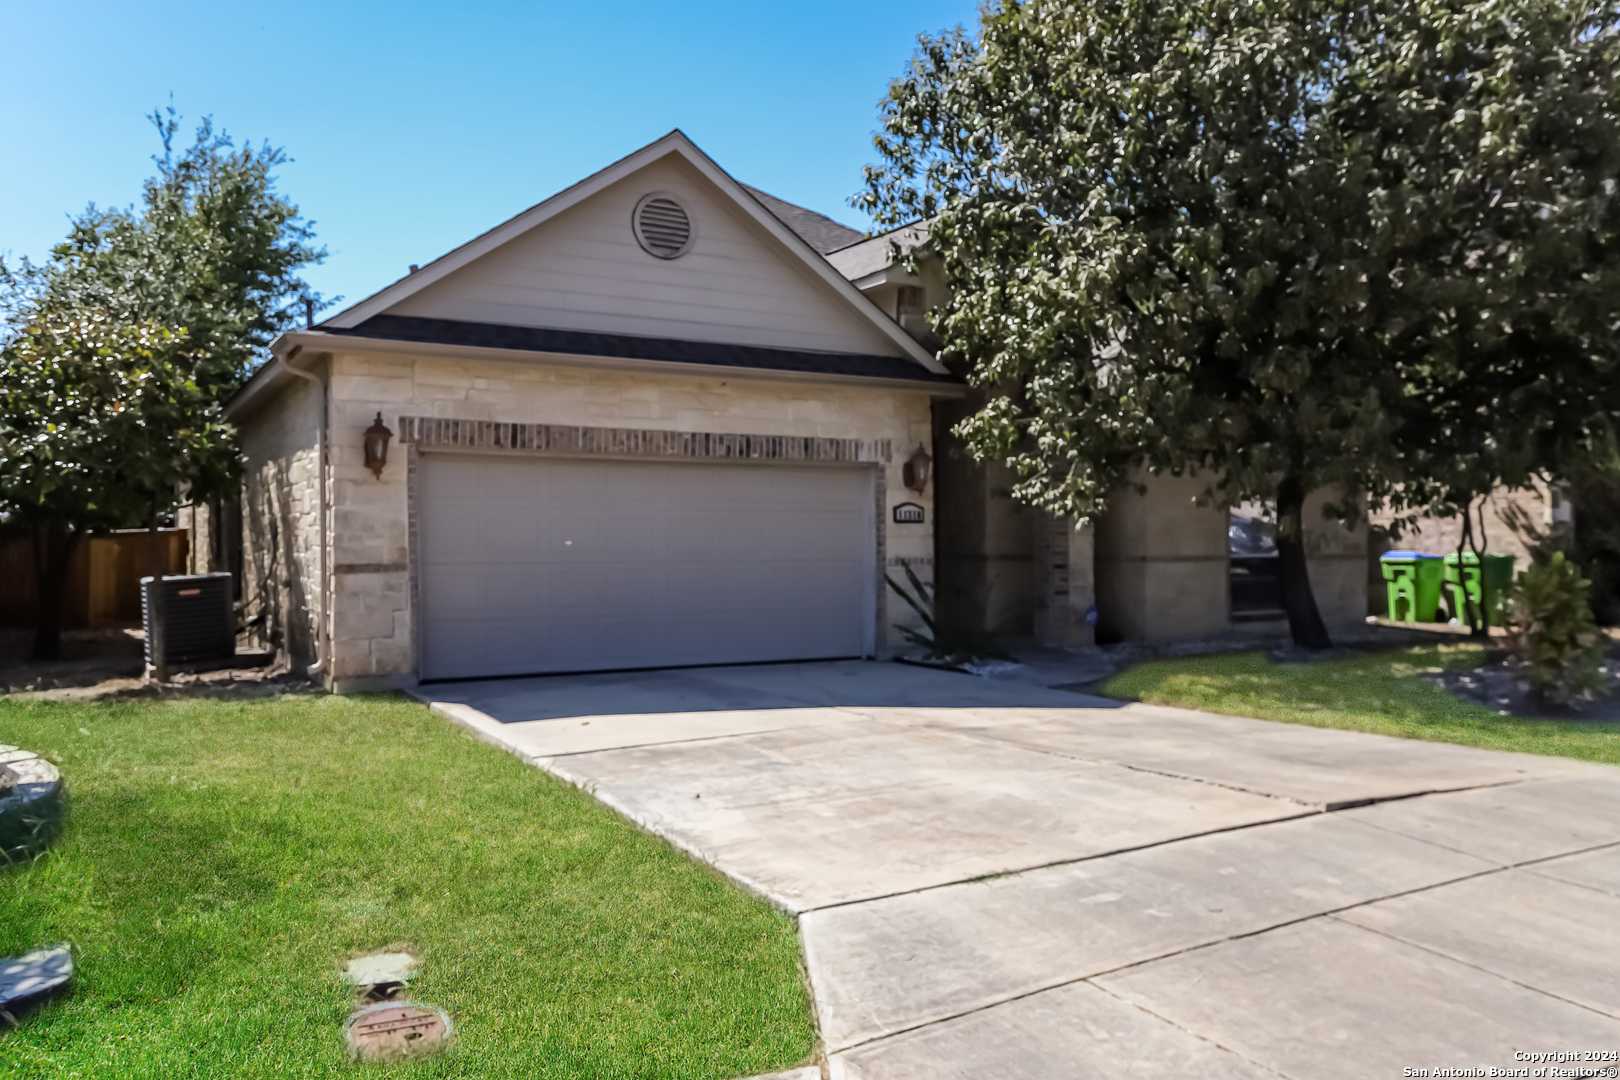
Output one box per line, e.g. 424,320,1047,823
1503,552,1609,708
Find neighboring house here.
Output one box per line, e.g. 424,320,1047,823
1370,483,1572,572
226,130,1374,691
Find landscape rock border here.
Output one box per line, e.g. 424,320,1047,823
0,945,73,1023
1426,651,1620,721
0,747,65,864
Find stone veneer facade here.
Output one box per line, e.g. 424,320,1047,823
1093,472,1369,642
239,348,939,691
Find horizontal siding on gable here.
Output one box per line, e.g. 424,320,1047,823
388,157,902,357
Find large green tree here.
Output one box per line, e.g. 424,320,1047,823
0,317,232,658
6,108,328,423
1346,0,1620,630
1,110,327,658
858,0,1620,646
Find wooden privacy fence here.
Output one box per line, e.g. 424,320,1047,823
0,529,188,629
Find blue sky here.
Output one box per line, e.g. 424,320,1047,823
3,0,979,312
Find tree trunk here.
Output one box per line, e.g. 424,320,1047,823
1275,475,1332,649
30,518,82,662
1455,497,1488,637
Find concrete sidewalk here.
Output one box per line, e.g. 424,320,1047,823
421,660,1620,1078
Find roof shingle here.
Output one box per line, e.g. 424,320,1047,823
741,185,867,254
330,315,955,384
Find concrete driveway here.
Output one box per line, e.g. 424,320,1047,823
423,660,1620,1078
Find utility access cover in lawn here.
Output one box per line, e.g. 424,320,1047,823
0,692,814,1079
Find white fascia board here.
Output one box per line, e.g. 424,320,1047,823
850,266,921,291
223,333,318,420
323,130,948,375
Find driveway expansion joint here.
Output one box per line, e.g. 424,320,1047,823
1081,978,1301,1080
1323,912,1620,1022
816,854,1518,1055
877,716,1330,809
792,807,1324,914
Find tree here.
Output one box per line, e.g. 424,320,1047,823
857,0,1620,647
0,316,232,659
0,110,327,658
6,107,328,424
1561,448,1620,623
1336,0,1620,632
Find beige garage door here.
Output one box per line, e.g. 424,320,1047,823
417,454,875,680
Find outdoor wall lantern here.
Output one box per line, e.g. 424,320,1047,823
364,413,393,479
902,444,933,494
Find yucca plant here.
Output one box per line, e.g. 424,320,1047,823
885,564,1006,665
1503,552,1609,709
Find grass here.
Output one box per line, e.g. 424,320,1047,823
1103,642,1620,765
0,692,814,1079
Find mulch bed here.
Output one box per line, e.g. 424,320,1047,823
0,626,310,700
1426,648,1620,721
0,628,146,693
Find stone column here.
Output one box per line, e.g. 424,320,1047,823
1033,512,1097,649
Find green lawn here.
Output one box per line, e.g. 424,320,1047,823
0,692,813,1078
1103,642,1620,765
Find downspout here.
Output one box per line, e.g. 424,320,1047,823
271,344,330,682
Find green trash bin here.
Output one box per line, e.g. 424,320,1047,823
1381,551,1444,623
1442,552,1516,626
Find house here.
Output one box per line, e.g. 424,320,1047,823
226,131,1372,691
226,132,957,691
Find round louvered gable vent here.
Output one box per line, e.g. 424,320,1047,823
633,193,693,259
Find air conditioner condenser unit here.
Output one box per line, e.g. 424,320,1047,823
140,573,236,679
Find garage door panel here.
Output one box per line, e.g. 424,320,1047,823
422,566,488,616
420,514,490,562
718,563,778,608
667,517,720,557
544,462,612,502
778,523,858,561
478,567,549,613
480,517,544,560
600,516,669,557
798,561,863,602
537,621,610,667
422,619,491,674
419,455,872,680
665,565,722,608
476,625,545,670
721,522,774,562
544,562,612,609
539,511,603,552
596,613,676,662
480,461,544,502
615,562,670,599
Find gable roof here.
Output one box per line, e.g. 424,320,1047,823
319,130,944,373
825,221,932,284
741,185,866,254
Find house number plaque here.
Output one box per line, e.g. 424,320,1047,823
892,502,925,524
